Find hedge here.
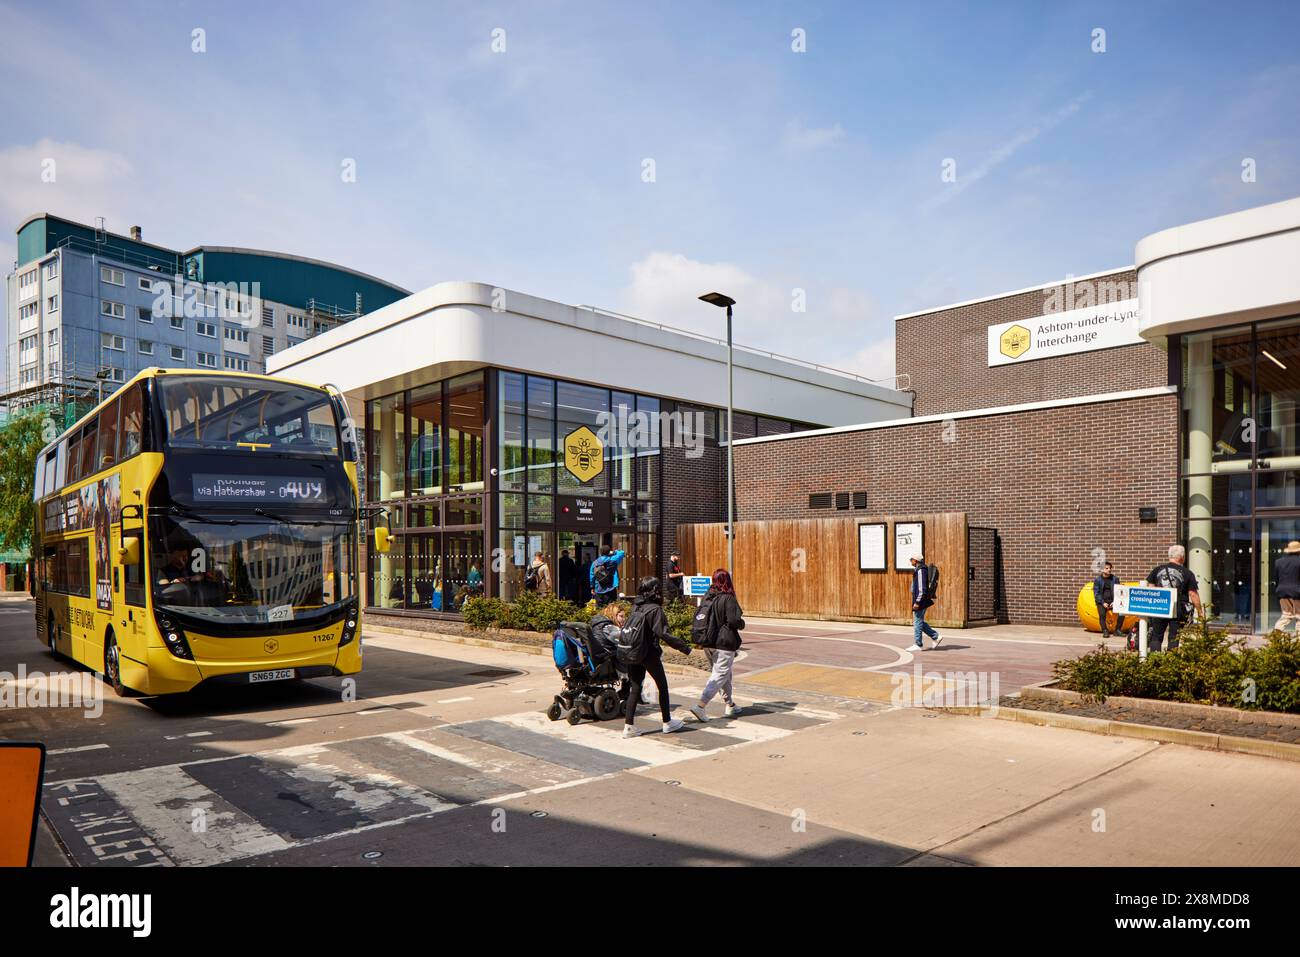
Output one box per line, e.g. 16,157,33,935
461,590,698,645
1052,617,1300,713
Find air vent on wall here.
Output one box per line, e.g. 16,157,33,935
835,492,850,510
852,492,868,509
809,493,832,509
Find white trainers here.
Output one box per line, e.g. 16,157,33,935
904,642,924,651
662,718,685,734
689,704,709,723
723,703,743,718
931,635,944,648
623,724,643,738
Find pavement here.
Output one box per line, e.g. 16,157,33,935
3,597,1299,867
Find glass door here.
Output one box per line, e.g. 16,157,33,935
1256,515,1300,633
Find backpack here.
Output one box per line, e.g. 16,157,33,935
925,564,941,600
592,558,616,591
614,608,649,666
691,595,721,648
524,564,539,591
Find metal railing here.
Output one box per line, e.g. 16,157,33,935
54,235,179,274
573,303,910,391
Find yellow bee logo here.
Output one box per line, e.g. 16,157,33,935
564,426,604,483
999,324,1032,360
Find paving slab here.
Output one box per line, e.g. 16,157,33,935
940,738,1300,865
636,707,1157,853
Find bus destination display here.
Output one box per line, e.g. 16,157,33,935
192,474,327,503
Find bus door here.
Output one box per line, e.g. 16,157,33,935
119,504,147,641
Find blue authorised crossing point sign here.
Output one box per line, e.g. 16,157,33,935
683,575,712,598
1114,584,1177,619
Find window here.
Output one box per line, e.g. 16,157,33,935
287,337,304,348
170,316,184,330
107,368,125,383
18,269,38,295
138,306,153,323
98,398,120,470
101,266,125,286
197,321,216,338
44,260,58,281
138,340,154,356
47,328,59,347
79,419,99,477
169,346,185,362
19,335,38,366
223,356,249,371
19,302,38,322
48,362,60,379
224,326,249,343
46,294,59,313
101,300,126,319
138,276,155,292
120,383,144,458
447,373,485,491
197,352,217,368
101,333,125,351
67,430,82,484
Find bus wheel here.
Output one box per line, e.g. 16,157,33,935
104,630,128,697
47,617,60,660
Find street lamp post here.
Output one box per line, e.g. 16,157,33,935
698,292,737,574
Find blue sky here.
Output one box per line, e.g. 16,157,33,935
3,0,1299,380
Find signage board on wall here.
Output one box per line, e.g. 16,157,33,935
987,298,1141,367
894,522,924,571
858,523,886,572
555,495,609,527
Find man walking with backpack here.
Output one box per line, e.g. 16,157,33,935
688,569,745,722
590,544,625,606
905,553,943,651
524,551,551,596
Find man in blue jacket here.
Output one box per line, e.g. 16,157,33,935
589,545,625,605
905,553,942,651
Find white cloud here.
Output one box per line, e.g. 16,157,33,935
782,119,845,152
616,250,896,385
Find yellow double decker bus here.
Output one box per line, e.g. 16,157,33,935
32,368,383,696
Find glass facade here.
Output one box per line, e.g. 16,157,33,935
496,372,664,604
363,365,810,615
365,371,487,613
1180,317,1300,632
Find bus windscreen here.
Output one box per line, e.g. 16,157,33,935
158,375,341,455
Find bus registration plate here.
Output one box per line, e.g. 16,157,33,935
249,669,295,684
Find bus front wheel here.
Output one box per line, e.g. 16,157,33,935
104,630,129,697
47,617,60,660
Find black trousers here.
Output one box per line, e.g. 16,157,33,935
1148,616,1186,652
625,656,671,724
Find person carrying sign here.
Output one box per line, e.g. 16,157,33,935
1144,545,1203,651
904,553,943,650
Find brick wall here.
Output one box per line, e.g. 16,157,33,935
733,392,1180,625
659,402,756,562
896,269,1167,416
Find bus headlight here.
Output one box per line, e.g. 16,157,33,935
338,612,359,648
156,615,194,660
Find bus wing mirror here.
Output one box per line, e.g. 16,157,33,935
118,535,141,564
374,527,392,554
